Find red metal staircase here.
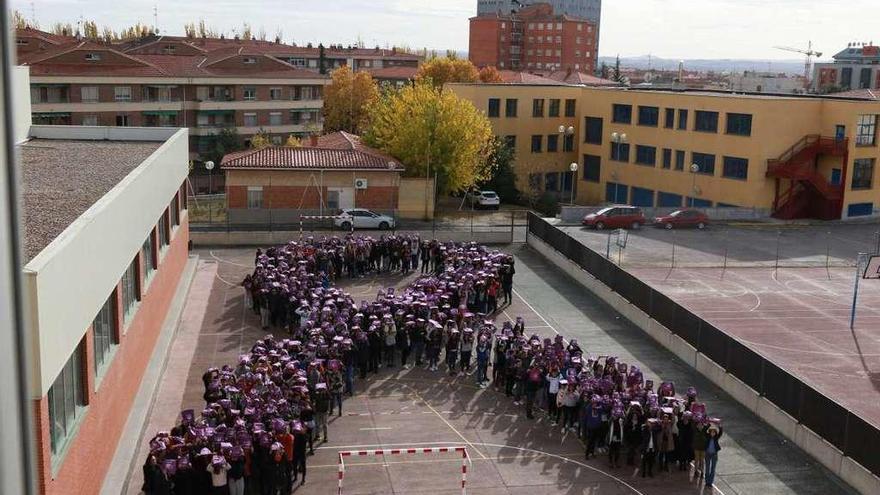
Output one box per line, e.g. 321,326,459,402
766,135,847,220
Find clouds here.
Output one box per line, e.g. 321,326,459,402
10,0,880,59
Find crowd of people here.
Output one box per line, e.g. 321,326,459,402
142,235,723,495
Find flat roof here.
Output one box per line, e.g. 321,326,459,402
19,138,163,262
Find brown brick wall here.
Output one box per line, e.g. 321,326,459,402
228,185,247,208
355,186,398,210
469,18,502,68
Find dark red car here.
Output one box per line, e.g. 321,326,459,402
654,209,710,230
582,206,647,230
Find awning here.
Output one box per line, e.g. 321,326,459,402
142,110,179,116
198,110,235,116
32,84,69,88
32,112,70,117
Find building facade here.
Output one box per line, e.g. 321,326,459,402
469,3,598,73
477,0,601,23
15,28,422,160
450,82,880,219
813,43,880,93
21,124,190,495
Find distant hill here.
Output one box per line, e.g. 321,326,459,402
598,55,810,75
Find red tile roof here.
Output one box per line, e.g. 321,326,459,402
497,71,568,85
543,70,621,86
365,66,419,80
221,132,403,171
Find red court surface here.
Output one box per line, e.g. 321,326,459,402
633,265,880,427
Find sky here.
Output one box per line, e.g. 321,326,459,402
10,0,880,61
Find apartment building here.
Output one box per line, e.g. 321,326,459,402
469,3,598,73
814,42,880,93
15,28,422,159
450,82,880,220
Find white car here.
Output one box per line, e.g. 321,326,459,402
469,190,501,209
334,208,396,230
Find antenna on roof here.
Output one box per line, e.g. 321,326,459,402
153,4,159,34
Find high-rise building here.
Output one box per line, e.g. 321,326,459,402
470,3,598,73
477,0,601,24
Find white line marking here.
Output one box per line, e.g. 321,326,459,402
359,427,393,431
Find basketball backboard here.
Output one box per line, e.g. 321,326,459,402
864,255,880,279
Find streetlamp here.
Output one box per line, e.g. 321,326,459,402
205,160,215,194
689,163,700,207
569,162,578,205
610,132,627,203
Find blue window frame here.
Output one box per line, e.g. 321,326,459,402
662,148,672,169
545,172,559,191
722,156,749,180
583,154,601,182
638,106,659,126
547,134,559,152
847,202,874,217
488,98,500,118
687,197,713,207
717,202,738,208
584,116,603,144
631,187,655,207
694,110,719,133
677,109,688,130
692,152,716,175
726,113,752,136
531,135,543,153
611,142,630,162
675,150,685,171
635,145,657,166
605,182,629,203
658,192,683,207
664,108,675,128
612,104,632,124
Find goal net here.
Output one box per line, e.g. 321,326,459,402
336,446,471,494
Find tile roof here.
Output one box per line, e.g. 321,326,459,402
497,70,569,85
824,88,880,101
365,66,419,80
19,138,163,262
221,132,403,171
543,70,621,86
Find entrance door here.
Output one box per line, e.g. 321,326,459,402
836,125,846,141
338,187,354,209
831,168,842,185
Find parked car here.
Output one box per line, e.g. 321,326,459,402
582,206,646,230
468,190,501,209
653,209,709,230
334,208,396,230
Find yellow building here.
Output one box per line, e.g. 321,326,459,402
449,83,880,219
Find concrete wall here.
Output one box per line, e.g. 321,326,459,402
398,177,436,219
526,232,880,495
559,205,772,223
22,128,189,397
12,66,31,143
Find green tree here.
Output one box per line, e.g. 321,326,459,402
480,136,519,203
600,62,610,80
323,66,379,134
201,127,244,166
612,55,622,82
362,81,494,194
415,57,480,89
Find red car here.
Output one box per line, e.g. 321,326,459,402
582,206,647,230
654,209,710,230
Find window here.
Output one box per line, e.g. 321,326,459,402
662,148,672,169
576,37,582,44
93,294,117,375
488,98,501,118
638,106,659,127
584,116,603,144
544,172,559,191
692,152,716,175
81,86,98,103
847,202,874,217
505,98,518,117
269,87,283,100
158,212,169,248
688,198,713,208
269,112,283,126
583,154,600,182
547,134,559,152
610,142,630,162
114,86,131,101
694,111,719,132
163,44,176,54
85,52,101,61
852,158,875,189
664,108,675,129
635,145,657,166
565,99,576,117
243,87,256,101
48,345,85,458
577,23,583,31
612,104,632,124
243,113,257,127
532,99,545,117
856,115,877,146
121,257,139,322
531,135,543,153
243,56,257,64
675,150,685,171
563,134,574,152
726,113,753,136
142,233,156,286
82,115,98,126
248,186,264,208
658,192,683,207
115,115,129,127
504,135,516,149
549,99,560,117
631,187,655,207
677,109,688,130
170,196,180,227
722,156,749,180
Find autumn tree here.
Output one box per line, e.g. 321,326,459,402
478,66,504,83
50,22,76,37
362,81,494,194
249,130,271,150
284,135,303,147
82,20,99,40
13,10,37,29
323,66,379,135
414,57,479,88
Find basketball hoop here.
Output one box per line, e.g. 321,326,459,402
863,255,880,279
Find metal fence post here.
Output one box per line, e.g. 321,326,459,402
774,231,781,278
826,231,832,279
510,210,515,243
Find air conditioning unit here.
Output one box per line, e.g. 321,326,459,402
354,178,368,189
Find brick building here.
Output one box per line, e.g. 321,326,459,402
469,3,598,73
222,131,404,224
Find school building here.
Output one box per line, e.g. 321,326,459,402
449,83,880,219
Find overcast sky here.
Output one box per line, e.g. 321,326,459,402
10,0,880,60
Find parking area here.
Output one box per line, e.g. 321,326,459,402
130,242,857,495
560,222,880,268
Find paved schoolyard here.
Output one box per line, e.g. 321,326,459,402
130,242,857,494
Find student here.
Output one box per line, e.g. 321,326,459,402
607,409,625,468
692,418,708,479
292,424,309,485
227,447,246,495
640,420,661,478
545,368,562,426
704,423,723,489
207,456,232,495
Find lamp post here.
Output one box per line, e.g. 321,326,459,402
610,132,627,203
205,160,215,194
690,163,700,207
569,162,578,205
388,161,397,223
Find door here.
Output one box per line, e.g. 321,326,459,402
338,188,354,210
836,125,846,141
831,168,842,185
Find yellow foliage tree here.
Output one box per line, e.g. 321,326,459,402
323,66,379,135
415,57,479,89
478,66,504,83
249,131,271,150
284,135,303,147
362,81,494,194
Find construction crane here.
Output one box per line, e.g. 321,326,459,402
774,41,822,82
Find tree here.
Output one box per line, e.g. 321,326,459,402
362,81,494,194
600,62,610,80
82,20,99,40
249,130,271,150
478,66,504,83
612,56,622,82
415,57,479,89
50,22,76,37
13,10,37,29
480,137,519,203
201,127,244,166
284,135,303,147
323,66,379,135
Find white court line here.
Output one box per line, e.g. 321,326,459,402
512,287,561,337
209,250,252,268
398,383,489,460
